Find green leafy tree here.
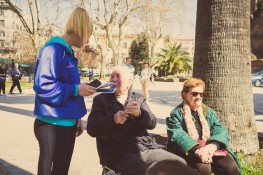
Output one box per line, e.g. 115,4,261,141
153,43,192,76
129,33,150,74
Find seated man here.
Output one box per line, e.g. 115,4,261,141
87,66,186,175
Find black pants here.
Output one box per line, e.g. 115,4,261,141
9,79,22,93
34,119,77,175
0,80,5,94
185,154,239,175
108,149,186,175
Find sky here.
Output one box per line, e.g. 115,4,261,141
15,0,197,37
174,0,197,37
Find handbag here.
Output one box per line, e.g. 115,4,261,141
197,140,228,157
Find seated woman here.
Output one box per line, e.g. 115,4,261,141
87,66,186,175
166,78,241,175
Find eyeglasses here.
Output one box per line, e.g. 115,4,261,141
191,92,205,97
144,63,148,64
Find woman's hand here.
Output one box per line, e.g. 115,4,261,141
195,144,217,163
125,101,141,117
113,111,129,124
78,83,96,96
76,119,84,137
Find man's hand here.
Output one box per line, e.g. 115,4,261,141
78,83,96,96
125,101,141,117
113,111,129,124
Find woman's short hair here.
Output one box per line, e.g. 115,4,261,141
65,7,93,43
182,78,205,93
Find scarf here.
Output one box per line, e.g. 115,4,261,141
183,102,210,141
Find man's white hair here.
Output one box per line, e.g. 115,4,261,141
111,66,133,80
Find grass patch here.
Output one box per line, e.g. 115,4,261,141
238,150,263,175
237,138,263,175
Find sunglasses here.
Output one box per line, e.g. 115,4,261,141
191,92,205,97
144,63,149,64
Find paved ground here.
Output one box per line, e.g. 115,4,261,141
0,81,262,175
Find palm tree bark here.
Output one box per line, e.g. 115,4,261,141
193,0,258,154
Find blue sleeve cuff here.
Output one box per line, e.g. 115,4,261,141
74,84,79,97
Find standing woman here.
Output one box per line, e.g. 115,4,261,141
140,61,153,101
0,63,8,96
9,63,22,94
33,7,96,175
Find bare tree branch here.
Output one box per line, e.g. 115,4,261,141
4,0,34,34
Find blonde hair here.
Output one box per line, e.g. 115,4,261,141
65,7,93,43
182,78,205,94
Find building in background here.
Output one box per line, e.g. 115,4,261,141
0,0,20,58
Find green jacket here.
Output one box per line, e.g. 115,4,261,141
166,103,242,174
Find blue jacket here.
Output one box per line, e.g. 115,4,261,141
33,36,87,119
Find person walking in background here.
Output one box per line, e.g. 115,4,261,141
9,63,22,94
124,56,135,75
124,56,135,96
88,68,94,81
0,62,7,96
33,7,96,175
166,78,241,175
140,61,153,102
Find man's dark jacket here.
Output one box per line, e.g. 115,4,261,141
87,92,160,165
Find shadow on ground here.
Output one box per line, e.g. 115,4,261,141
0,105,34,117
0,159,33,175
0,94,35,105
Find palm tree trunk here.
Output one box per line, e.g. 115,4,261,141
193,0,258,154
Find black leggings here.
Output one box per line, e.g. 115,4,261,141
34,119,77,175
10,79,22,93
0,80,5,94
185,154,239,175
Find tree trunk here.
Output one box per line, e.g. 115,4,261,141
193,0,258,154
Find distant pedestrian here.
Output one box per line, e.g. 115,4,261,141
9,63,22,94
88,69,94,81
33,7,96,175
124,56,135,75
140,61,153,101
124,56,135,96
0,62,7,96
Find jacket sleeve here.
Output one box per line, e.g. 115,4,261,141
207,109,229,148
132,98,156,130
167,109,198,154
87,96,118,137
33,45,76,105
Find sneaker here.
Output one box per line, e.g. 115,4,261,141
9,92,13,94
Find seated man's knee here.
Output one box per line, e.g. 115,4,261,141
146,159,199,175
